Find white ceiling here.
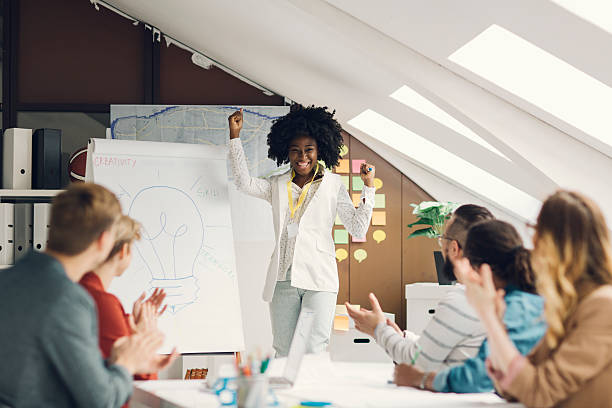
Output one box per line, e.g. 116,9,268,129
96,0,612,227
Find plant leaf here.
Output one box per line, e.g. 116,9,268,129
407,227,436,239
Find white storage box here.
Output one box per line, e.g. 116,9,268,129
405,283,454,335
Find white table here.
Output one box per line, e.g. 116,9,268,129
132,360,523,408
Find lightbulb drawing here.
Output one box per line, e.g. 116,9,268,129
128,186,204,314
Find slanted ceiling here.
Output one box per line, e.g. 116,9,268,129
95,0,612,231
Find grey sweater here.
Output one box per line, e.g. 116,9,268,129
0,251,132,407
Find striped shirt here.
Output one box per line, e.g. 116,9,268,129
374,284,485,371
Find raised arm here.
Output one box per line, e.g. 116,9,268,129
337,162,376,239
228,109,272,203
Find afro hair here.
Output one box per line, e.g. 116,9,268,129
267,105,344,169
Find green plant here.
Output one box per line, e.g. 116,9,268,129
407,201,457,239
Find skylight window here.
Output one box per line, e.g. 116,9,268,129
550,1,612,34
448,24,612,153
347,109,541,221
390,85,509,160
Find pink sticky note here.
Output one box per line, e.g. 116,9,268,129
352,235,366,243
352,160,365,174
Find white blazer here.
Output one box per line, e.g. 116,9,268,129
263,170,342,301
228,139,374,302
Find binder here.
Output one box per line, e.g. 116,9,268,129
2,128,33,189
33,203,51,252
0,203,15,265
32,128,62,189
14,203,33,262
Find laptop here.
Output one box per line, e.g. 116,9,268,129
268,309,315,389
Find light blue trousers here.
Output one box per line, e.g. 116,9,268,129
269,279,337,357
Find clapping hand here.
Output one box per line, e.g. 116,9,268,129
345,293,386,337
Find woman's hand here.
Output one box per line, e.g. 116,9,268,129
129,301,157,334
360,162,375,187
228,109,243,139
453,258,501,319
345,293,385,337
133,288,168,322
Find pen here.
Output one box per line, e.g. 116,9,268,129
411,344,422,365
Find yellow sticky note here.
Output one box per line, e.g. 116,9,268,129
335,248,348,262
340,145,349,157
372,211,386,226
335,214,343,225
340,175,349,190
334,315,349,331
354,249,368,263
374,194,386,209
336,304,348,315
352,193,362,207
374,178,383,189
335,159,349,173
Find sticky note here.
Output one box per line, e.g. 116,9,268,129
372,211,386,226
335,304,348,315
352,160,365,174
374,194,386,208
340,145,349,157
334,229,349,244
354,249,368,263
335,214,343,225
334,315,349,331
373,230,386,243
335,248,348,262
374,178,383,189
351,193,362,207
352,234,366,243
340,175,349,190
352,176,364,191
336,159,349,173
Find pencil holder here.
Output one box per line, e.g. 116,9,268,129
236,374,270,408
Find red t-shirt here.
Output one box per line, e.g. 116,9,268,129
79,272,157,381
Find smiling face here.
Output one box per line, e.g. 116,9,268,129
288,135,319,177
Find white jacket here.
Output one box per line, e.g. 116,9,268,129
229,139,374,301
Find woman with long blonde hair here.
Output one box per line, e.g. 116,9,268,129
457,190,612,407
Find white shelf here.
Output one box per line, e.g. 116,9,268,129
0,189,64,198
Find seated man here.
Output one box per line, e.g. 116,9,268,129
0,183,177,407
348,205,494,371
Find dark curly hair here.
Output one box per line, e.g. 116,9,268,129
267,105,344,168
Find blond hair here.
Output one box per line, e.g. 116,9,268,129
533,191,612,349
48,183,121,255
106,215,142,261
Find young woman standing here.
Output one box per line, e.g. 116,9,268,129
228,106,375,356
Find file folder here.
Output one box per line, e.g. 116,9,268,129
14,203,33,262
2,128,32,189
32,128,62,189
0,203,15,265
33,203,51,251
